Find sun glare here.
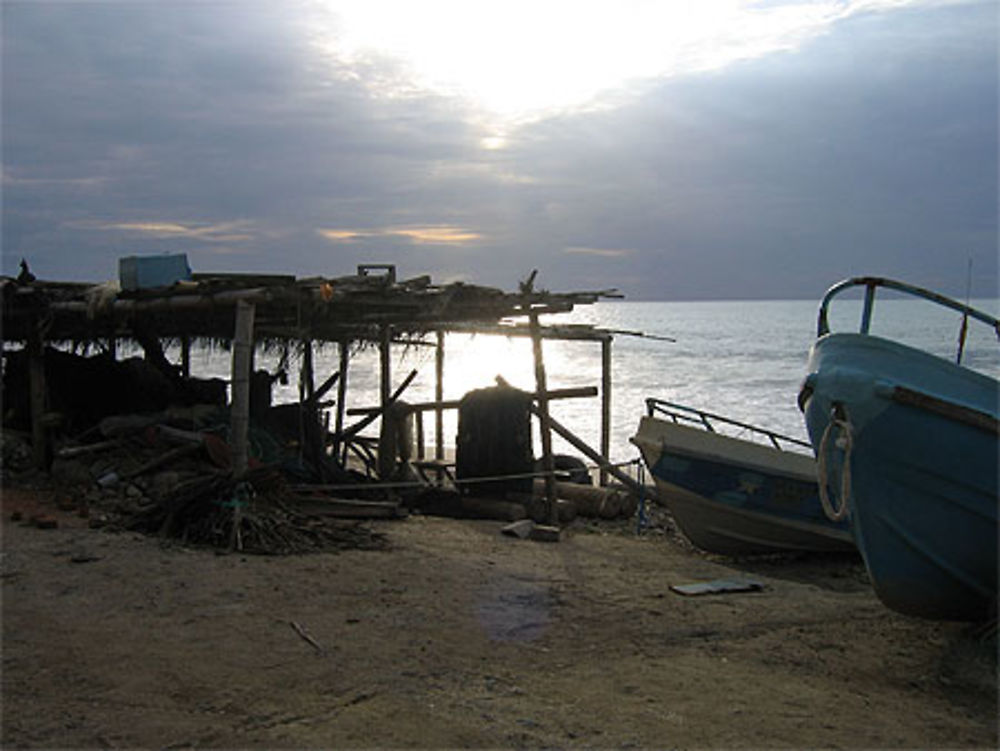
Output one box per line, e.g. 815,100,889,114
306,0,904,128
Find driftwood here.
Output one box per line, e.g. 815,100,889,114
289,621,325,654
122,443,204,480
55,439,119,459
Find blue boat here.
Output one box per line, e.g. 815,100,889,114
632,398,854,556
799,277,999,621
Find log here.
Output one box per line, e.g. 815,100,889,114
520,495,578,524
531,479,626,519
55,440,119,459
529,524,560,543
457,497,528,522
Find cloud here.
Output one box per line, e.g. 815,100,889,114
1,0,995,299
564,247,634,258
318,0,964,122
318,226,483,246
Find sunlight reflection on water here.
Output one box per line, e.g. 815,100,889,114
171,298,1000,467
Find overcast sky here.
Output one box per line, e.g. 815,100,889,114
2,0,996,300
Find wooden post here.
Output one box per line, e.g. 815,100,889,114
230,300,255,477
301,339,315,401
377,325,392,479
600,336,612,487
229,299,255,551
529,310,557,525
379,325,391,410
415,411,425,461
27,319,48,469
435,330,445,462
180,335,191,379
334,340,350,463
299,338,315,468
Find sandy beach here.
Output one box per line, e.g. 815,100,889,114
1,483,996,750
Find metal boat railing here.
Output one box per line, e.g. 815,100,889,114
816,276,1000,365
645,397,812,452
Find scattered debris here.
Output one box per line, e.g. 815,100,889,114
501,519,535,539
669,578,765,596
289,620,325,654
528,524,561,543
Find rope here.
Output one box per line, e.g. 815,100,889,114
816,406,853,522
290,457,641,493
635,459,647,534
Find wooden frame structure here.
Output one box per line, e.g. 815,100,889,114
2,264,629,502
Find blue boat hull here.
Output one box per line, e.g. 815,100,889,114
802,333,998,621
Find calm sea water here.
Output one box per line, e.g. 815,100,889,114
184,297,999,467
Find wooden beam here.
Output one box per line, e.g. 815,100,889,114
345,385,598,416
525,403,643,497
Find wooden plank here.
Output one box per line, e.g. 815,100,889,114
289,496,405,519
526,404,644,496
346,386,597,416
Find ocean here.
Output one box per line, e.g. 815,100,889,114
182,296,1000,469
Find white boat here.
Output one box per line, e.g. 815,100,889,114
632,399,854,556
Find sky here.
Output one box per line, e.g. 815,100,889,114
2,0,997,300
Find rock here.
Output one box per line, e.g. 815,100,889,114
529,524,560,543
501,519,535,539
31,514,59,530
50,458,93,488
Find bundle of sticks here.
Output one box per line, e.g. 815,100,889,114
121,468,387,555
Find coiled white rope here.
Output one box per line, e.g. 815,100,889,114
816,406,853,522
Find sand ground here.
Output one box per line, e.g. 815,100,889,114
1,485,996,750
